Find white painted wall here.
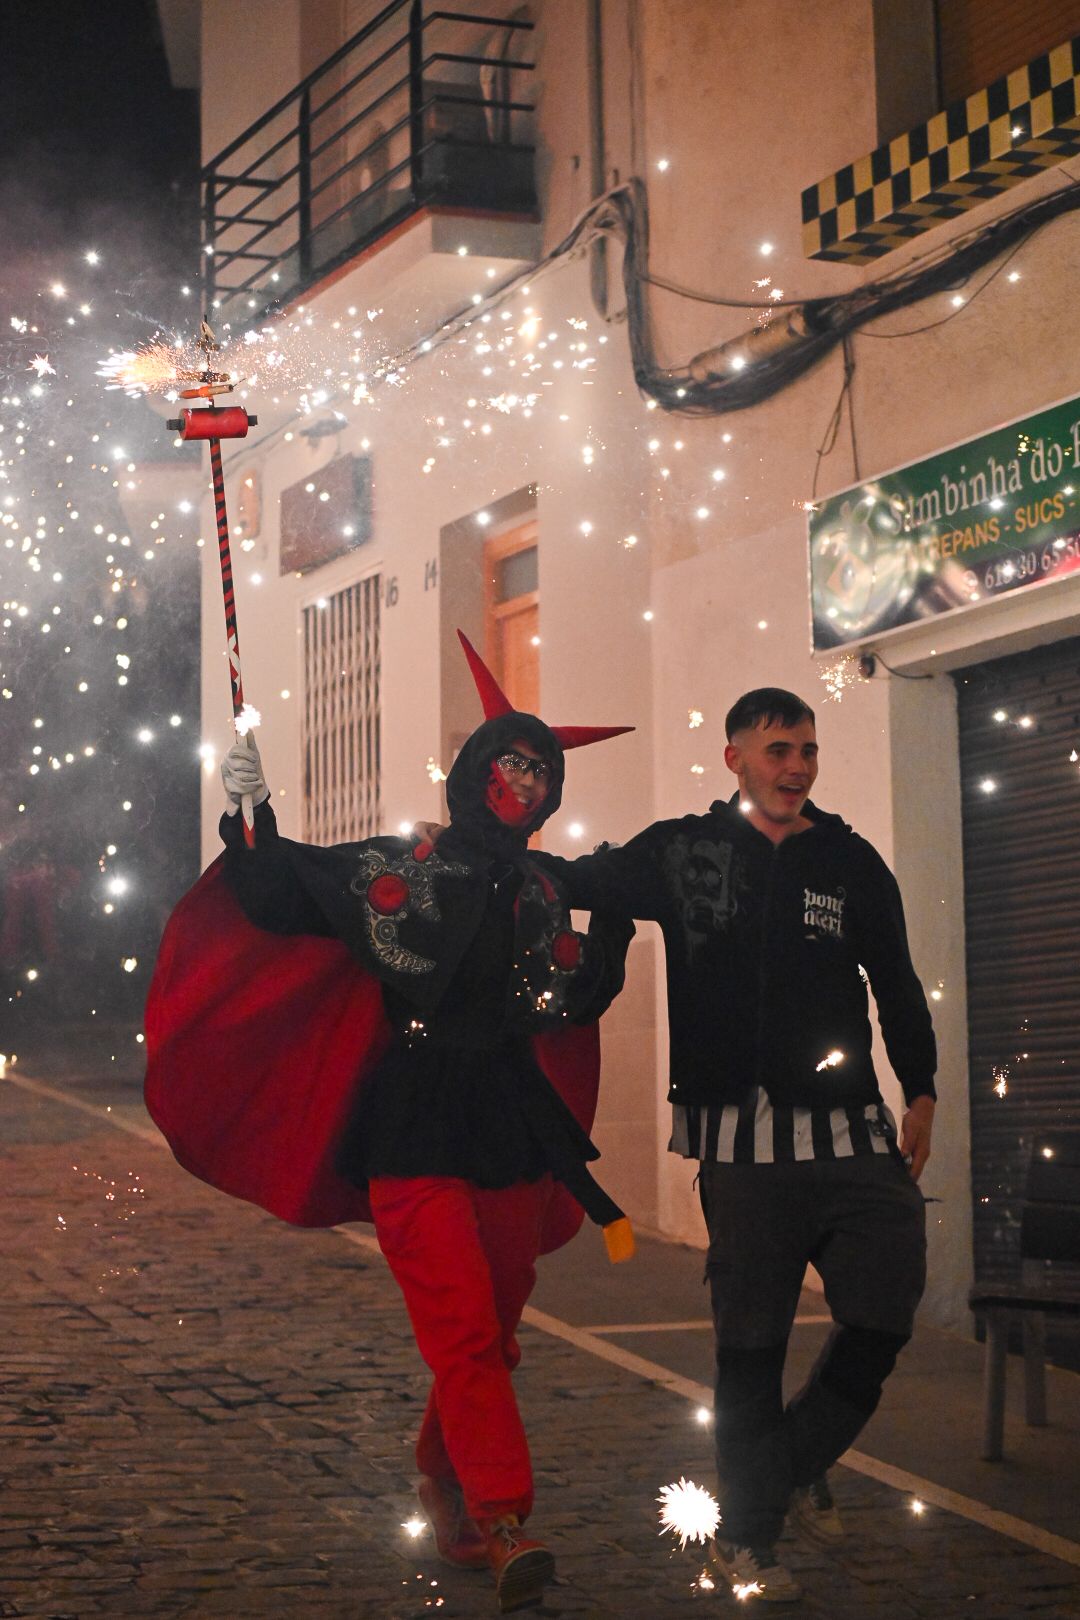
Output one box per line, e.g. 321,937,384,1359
196,0,1080,1327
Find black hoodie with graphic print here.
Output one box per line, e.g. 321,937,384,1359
538,796,936,1112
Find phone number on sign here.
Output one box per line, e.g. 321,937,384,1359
976,531,1080,594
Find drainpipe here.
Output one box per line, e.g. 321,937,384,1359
586,0,608,318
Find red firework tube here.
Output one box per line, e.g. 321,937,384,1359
208,434,257,849
167,405,256,440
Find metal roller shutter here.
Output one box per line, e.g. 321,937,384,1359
955,635,1080,1362
936,0,1080,105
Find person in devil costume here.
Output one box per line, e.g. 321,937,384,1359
144,632,634,1615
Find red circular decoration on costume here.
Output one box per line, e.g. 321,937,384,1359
367,874,409,915
552,930,582,970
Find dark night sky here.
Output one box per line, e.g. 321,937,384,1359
1,2,203,1053
0,0,198,265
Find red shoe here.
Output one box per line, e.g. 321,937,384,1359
485,1516,555,1613
417,1475,488,1570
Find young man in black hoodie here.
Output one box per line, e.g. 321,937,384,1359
533,687,935,1603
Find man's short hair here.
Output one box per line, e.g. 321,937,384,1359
725,687,815,740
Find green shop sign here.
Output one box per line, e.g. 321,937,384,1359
809,391,1080,651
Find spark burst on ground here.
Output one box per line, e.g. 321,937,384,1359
657,1477,720,1550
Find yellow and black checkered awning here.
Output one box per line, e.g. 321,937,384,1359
803,36,1080,264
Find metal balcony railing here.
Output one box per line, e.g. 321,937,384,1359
202,0,536,327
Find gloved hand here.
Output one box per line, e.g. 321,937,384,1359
221,735,270,816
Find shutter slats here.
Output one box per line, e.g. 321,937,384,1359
937,0,1080,104
956,636,1080,1362
301,575,382,842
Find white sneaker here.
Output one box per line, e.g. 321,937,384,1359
709,1539,802,1603
790,1475,845,1546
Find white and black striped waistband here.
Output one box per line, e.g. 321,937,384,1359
669,1088,898,1165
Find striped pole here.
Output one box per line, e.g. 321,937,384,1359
208,429,256,848
167,324,259,848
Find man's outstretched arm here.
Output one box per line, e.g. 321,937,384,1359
534,828,667,922
407,818,668,920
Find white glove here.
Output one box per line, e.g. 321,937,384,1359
221,735,270,816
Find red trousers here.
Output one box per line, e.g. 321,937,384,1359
368,1174,553,1527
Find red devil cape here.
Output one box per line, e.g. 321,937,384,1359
144,858,599,1254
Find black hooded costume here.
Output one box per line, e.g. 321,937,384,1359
216,707,634,1221
145,632,636,1252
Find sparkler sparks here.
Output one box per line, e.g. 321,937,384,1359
235,703,262,737
816,1049,845,1071
657,1477,720,1549
28,355,56,378
992,1066,1009,1099
401,1516,427,1538
820,653,866,703
98,341,193,397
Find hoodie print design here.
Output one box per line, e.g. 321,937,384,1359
661,834,744,961
803,884,847,941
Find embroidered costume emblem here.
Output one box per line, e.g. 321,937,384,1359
350,845,470,975
511,871,588,1019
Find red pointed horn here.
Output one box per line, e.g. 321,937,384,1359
550,724,635,751
457,629,513,719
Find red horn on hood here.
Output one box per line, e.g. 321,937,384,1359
457,630,634,750
549,724,635,750
457,630,513,719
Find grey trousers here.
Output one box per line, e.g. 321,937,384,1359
699,1155,926,1546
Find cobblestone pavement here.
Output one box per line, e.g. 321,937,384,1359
3,1076,1080,1620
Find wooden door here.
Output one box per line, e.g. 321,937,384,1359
484,520,539,712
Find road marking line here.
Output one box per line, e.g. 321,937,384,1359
13,1072,1080,1571
509,1301,1080,1571
582,1319,714,1333
580,1316,833,1333
4,1072,162,1145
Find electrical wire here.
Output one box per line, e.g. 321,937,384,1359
869,653,934,681
231,160,1080,464
606,172,1080,414
812,337,857,499
856,226,1035,339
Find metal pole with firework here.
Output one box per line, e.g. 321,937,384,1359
166,323,260,846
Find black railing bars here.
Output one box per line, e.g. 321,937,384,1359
201,0,536,327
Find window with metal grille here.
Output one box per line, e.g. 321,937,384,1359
302,575,381,843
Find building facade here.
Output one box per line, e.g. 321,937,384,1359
168,0,1080,1335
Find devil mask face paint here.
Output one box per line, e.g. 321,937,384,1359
484,756,547,827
